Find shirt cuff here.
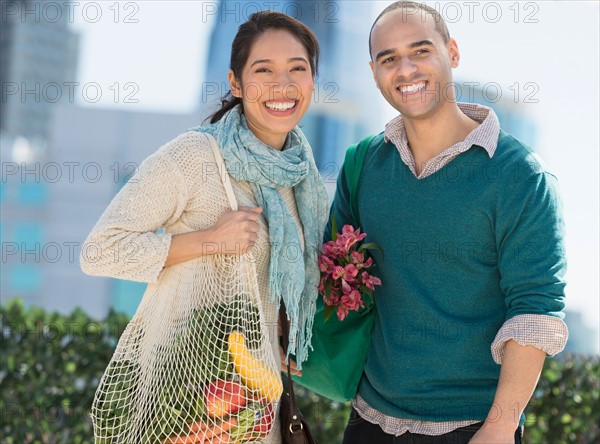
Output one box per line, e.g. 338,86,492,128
491,314,569,364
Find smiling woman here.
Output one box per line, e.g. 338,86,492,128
227,29,315,149
80,10,330,444
208,12,319,149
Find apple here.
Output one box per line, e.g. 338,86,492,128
204,379,247,418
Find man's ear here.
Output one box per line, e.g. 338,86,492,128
448,38,460,68
369,60,380,90
228,70,242,97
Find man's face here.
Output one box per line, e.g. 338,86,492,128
369,9,459,120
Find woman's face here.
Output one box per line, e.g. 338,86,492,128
229,29,314,149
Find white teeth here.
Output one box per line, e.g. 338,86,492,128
265,101,295,111
400,82,426,93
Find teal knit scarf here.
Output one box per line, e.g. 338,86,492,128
190,106,330,366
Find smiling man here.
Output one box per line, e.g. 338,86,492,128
325,2,569,443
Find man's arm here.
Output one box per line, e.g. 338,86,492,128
470,340,545,443
472,159,568,442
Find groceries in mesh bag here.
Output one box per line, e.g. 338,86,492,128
92,298,282,444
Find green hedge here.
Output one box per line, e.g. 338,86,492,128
1,299,130,443
525,355,599,443
1,299,598,443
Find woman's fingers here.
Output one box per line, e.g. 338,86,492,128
277,317,302,376
209,207,263,254
278,343,302,376
238,206,263,214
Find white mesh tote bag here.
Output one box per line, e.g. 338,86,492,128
91,134,283,443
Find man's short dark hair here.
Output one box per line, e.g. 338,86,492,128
369,1,451,59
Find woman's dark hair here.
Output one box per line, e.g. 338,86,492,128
207,10,320,123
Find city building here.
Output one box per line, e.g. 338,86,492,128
563,310,599,355
2,103,203,318
0,0,79,143
1,0,79,311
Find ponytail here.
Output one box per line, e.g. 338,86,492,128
207,92,242,124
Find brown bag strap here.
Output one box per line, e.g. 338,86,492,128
279,303,304,433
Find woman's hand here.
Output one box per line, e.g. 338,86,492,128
278,317,302,377
164,207,262,267
208,206,263,255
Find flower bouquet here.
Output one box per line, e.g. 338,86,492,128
318,219,382,322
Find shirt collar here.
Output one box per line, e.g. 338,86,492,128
383,102,501,158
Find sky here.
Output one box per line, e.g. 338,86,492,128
71,1,599,330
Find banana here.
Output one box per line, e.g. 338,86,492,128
227,331,283,403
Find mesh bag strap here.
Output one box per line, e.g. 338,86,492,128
205,133,238,211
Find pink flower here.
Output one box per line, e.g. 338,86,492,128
343,264,359,282
342,225,367,248
351,251,365,265
318,255,335,275
319,224,381,322
336,304,349,321
322,241,348,260
322,241,344,259
341,279,352,295
332,264,360,283
361,271,382,291
341,290,364,311
334,236,350,255
334,225,367,254
342,224,367,241
318,276,327,294
325,287,340,306
332,265,345,280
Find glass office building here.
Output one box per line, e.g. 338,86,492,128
1,0,79,306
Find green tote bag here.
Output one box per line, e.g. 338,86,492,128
292,135,377,403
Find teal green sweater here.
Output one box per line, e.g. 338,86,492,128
325,130,566,422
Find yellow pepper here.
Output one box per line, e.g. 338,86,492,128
227,331,283,403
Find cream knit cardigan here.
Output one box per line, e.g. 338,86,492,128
81,131,306,444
